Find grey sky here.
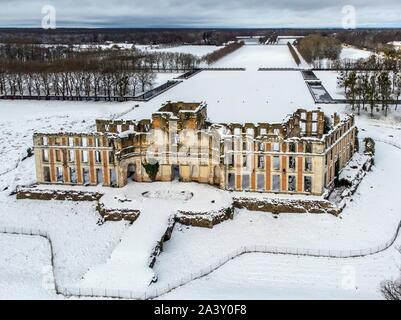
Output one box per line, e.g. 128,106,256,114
0,0,400,28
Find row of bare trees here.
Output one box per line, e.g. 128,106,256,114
0,68,156,99
338,70,401,117
337,53,401,117
139,50,199,71
314,53,401,71
202,41,244,65
0,43,203,99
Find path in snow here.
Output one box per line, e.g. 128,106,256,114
79,181,232,292
81,204,175,291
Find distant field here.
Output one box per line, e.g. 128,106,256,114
340,47,373,61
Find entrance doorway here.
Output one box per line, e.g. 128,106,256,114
127,163,136,180
334,160,340,186
172,165,180,181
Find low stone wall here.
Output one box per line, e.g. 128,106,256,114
176,206,234,229
233,197,340,216
16,187,102,202
148,215,176,268
96,203,140,222
337,155,374,205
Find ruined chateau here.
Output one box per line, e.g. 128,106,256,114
33,101,357,195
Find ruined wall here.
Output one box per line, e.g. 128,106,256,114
34,132,119,187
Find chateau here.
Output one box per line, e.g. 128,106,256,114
33,101,357,196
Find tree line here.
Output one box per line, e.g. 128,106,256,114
337,54,401,117
0,43,202,99
202,41,244,65
0,68,157,99
0,40,244,99
296,34,342,64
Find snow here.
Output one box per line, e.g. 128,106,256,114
32,181,232,292
152,73,183,88
211,45,308,69
121,69,315,124
0,234,59,300
314,71,344,99
0,101,131,293
158,248,400,300
340,47,373,61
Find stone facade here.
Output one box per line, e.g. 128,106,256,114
33,101,357,196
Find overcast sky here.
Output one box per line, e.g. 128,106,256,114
0,0,400,28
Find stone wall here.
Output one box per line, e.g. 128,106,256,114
176,207,234,228
16,187,102,202
233,197,340,216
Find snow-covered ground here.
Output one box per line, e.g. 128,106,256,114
31,182,232,292
0,234,59,299
314,71,344,99
159,248,400,300
122,70,315,124
211,45,309,70
276,37,301,45
340,47,374,61
152,72,182,87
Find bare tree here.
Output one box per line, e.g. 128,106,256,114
137,68,156,93
381,247,401,300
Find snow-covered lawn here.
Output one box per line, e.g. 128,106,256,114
158,247,400,300
0,195,128,288
211,45,308,70
122,70,315,124
0,234,59,300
